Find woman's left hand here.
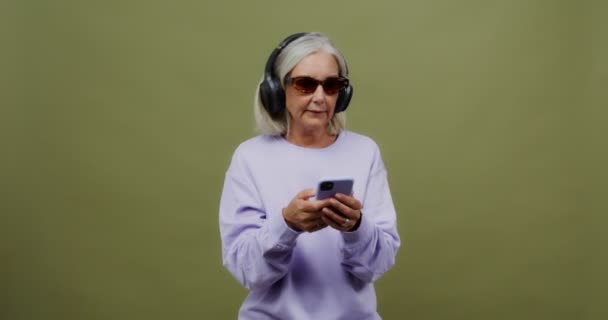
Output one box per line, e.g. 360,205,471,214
321,193,362,232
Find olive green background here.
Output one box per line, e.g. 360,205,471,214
2,0,606,319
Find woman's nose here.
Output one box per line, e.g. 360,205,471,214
311,84,326,102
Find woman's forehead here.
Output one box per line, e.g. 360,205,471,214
290,52,339,77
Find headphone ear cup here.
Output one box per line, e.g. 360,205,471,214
273,83,286,116
335,84,353,113
259,76,285,117
259,80,273,112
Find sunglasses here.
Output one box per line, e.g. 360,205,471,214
285,76,349,95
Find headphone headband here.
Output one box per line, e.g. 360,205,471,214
263,32,308,81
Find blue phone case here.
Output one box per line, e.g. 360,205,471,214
315,178,354,200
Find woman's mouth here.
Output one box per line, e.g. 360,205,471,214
306,109,326,114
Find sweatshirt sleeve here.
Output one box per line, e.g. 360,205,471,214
219,147,300,291
341,145,401,283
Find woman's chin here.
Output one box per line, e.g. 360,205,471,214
303,118,329,130
307,111,330,121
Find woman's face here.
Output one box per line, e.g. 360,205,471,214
285,52,340,134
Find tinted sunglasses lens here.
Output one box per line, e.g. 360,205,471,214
322,78,345,95
293,77,319,94
291,77,347,95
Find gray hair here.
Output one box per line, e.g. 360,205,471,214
254,32,348,135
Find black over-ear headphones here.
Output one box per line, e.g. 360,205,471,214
259,32,353,119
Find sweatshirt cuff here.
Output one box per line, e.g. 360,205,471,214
266,212,301,248
342,213,373,248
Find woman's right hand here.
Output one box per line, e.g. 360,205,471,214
282,189,330,232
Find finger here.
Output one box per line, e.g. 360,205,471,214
295,198,328,213
328,198,358,219
321,207,349,226
306,198,332,211
334,193,362,210
296,195,331,212
321,214,348,231
300,211,323,223
296,188,316,200
321,214,339,229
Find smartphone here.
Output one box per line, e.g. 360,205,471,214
315,177,354,200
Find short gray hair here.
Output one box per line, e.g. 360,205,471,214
254,32,348,135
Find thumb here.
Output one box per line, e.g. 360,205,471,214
296,188,316,200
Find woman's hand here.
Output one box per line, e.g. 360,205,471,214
283,189,331,232
321,193,362,232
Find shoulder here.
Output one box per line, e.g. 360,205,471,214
339,130,387,172
234,134,281,156
229,134,284,168
225,135,275,176
340,130,380,152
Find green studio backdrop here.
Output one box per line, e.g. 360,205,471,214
2,0,606,319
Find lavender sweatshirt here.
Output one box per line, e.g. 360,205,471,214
219,130,401,319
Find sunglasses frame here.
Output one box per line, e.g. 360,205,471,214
285,76,349,95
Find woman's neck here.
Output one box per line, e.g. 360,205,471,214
285,127,337,148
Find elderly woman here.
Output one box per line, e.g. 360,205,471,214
219,32,400,319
